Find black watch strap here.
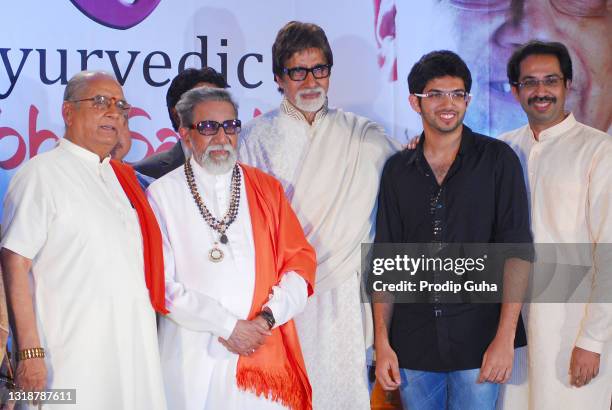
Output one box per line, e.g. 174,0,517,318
260,308,275,329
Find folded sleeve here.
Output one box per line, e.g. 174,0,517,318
264,271,308,328
1,162,54,259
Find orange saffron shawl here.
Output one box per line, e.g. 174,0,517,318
110,159,168,315
237,164,316,410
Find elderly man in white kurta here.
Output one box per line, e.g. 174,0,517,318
499,41,611,410
0,71,166,409
148,87,316,410
238,22,399,409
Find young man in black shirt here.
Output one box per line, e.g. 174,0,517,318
373,50,532,410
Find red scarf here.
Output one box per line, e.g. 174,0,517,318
110,160,168,315
237,164,316,410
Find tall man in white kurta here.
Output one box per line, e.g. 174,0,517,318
0,71,166,409
239,22,399,409
149,87,316,410
499,41,611,410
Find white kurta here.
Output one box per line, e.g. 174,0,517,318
239,100,399,410
0,138,165,409
500,113,612,410
147,157,307,410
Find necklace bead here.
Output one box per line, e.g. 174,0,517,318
184,160,241,245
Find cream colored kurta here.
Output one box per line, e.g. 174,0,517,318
239,100,399,410
0,138,166,409
147,157,307,410
500,113,612,410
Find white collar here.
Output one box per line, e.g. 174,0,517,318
59,138,111,165
280,97,329,126
532,112,577,142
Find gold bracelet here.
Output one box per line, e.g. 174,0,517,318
17,347,45,361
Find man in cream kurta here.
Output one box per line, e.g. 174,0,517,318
239,22,399,409
149,87,315,410
0,72,165,409
499,41,611,410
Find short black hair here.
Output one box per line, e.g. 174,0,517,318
507,40,572,86
407,50,472,94
166,67,227,131
272,21,333,93
176,88,238,130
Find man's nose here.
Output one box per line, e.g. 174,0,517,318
303,71,317,87
105,100,123,118
492,0,558,50
211,128,231,144
534,81,549,94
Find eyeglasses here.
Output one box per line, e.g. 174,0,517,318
70,95,132,118
190,119,241,136
512,76,565,89
282,64,332,81
448,0,609,17
413,90,471,102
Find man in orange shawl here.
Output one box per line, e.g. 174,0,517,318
147,87,316,410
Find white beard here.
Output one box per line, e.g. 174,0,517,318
294,86,327,113
195,144,237,175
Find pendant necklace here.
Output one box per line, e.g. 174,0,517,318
184,159,241,262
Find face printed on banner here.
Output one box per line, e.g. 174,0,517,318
443,0,611,135
511,54,569,132
62,74,129,159
275,47,330,116
373,0,397,82
181,100,239,175
409,76,470,135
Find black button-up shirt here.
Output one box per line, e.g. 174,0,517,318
374,125,532,371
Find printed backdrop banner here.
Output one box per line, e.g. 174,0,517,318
1,0,610,214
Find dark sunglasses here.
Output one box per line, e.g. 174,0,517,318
190,119,241,136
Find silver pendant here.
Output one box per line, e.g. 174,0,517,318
209,245,224,262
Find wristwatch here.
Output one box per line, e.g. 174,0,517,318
259,307,275,329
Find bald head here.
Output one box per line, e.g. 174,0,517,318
64,71,118,102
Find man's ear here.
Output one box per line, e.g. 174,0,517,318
178,127,192,149
511,84,520,102
62,101,74,126
274,74,285,94
408,94,422,115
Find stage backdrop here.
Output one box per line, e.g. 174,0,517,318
1,0,610,215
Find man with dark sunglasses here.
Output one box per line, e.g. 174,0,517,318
239,21,399,409
147,87,316,410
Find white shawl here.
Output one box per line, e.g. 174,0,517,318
239,101,399,294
